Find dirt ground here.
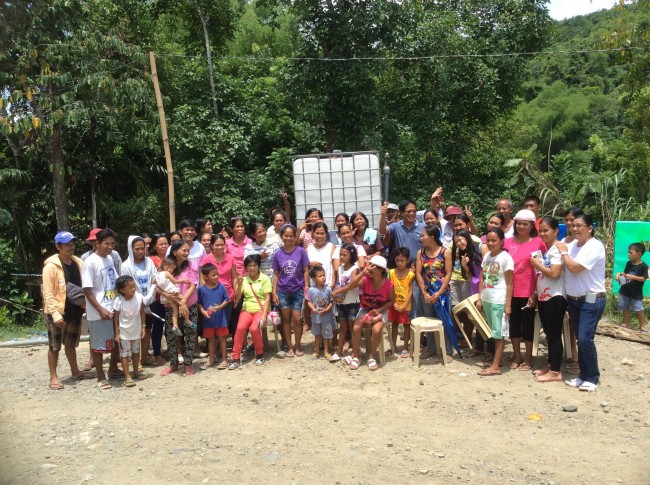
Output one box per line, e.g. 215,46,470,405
0,328,649,485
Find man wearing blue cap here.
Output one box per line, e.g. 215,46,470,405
43,231,94,389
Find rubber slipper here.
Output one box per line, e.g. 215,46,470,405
294,349,305,357
509,361,522,370
349,357,361,370
275,351,287,359
71,372,95,380
285,349,295,358
368,358,378,371
400,350,410,358
184,365,196,376
49,382,64,390
217,361,228,370
97,380,112,390
133,372,148,380
125,381,136,387
199,364,210,371
341,355,353,366
517,363,532,371
478,369,502,376
329,353,341,363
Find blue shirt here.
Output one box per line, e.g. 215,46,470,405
388,220,423,265
197,283,229,329
307,286,335,325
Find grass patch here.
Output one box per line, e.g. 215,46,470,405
0,309,47,342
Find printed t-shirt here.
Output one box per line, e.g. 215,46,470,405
307,286,335,324
113,293,143,340
241,274,272,314
480,251,515,305
337,263,360,304
503,236,547,298
82,253,118,321
389,269,415,311
535,244,565,301
272,246,310,293
197,283,229,328
244,240,279,278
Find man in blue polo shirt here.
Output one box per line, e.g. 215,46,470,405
380,200,423,317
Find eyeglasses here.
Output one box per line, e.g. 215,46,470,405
570,223,587,229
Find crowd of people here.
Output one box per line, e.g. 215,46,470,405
42,189,647,393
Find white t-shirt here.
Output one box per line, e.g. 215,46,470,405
337,263,360,305
82,253,118,321
480,251,515,305
332,243,367,261
307,243,336,286
564,238,606,297
535,244,565,301
188,242,206,271
113,293,143,340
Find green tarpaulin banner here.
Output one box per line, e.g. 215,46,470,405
613,221,650,297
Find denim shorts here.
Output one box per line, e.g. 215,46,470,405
277,289,304,311
337,303,360,322
618,294,644,312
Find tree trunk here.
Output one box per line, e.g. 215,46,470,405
89,115,98,227
200,14,219,117
50,123,70,231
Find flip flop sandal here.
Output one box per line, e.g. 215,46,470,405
400,350,410,358
81,364,94,372
285,349,295,358
341,355,353,366
329,353,341,363
125,381,136,387
97,380,112,390
349,357,361,370
295,349,305,357
49,382,64,390
517,363,532,371
199,364,210,371
217,361,228,370
478,369,502,376
368,358,378,371
184,365,196,376
132,372,148,380
71,372,95,380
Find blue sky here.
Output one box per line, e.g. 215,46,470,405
547,0,621,20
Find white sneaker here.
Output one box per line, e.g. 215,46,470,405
565,378,584,388
578,382,598,392
254,357,264,366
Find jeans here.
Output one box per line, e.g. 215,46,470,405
567,297,606,384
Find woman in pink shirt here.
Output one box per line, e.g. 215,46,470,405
225,217,251,334
200,234,236,326
160,240,199,377
504,209,546,371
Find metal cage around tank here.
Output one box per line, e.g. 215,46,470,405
292,151,383,230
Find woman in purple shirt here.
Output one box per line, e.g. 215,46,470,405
272,225,310,357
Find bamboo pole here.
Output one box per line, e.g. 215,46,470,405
149,51,176,232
